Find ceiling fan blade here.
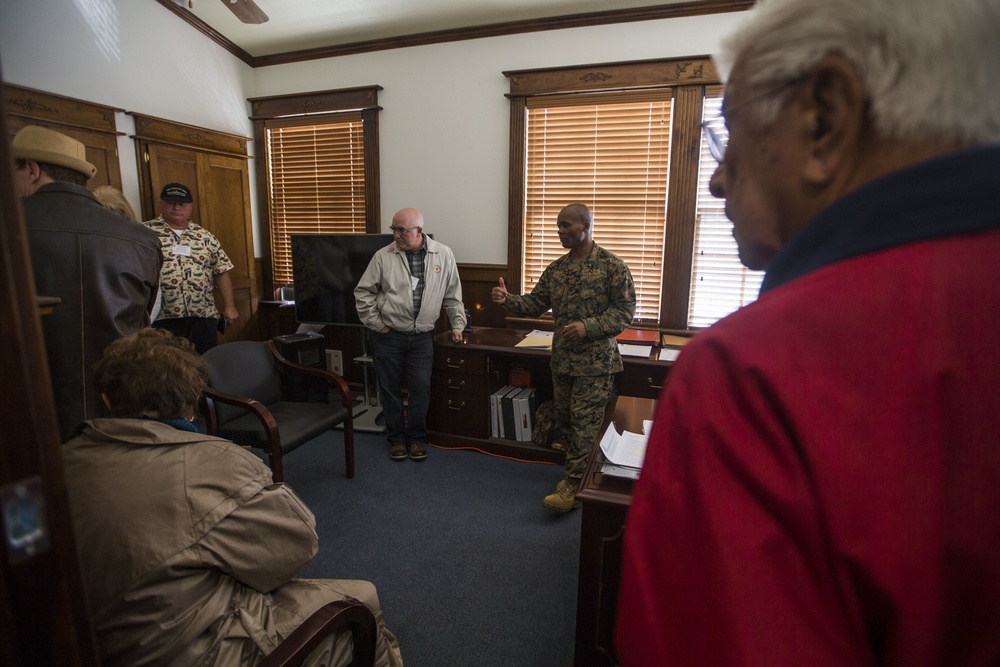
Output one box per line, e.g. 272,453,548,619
220,0,269,24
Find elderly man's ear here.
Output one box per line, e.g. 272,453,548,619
794,54,868,186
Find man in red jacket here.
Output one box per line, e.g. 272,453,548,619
616,0,1000,665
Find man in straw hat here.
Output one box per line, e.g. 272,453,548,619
13,125,162,441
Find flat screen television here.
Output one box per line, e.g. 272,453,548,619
290,233,395,326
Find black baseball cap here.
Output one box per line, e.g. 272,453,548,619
160,182,193,203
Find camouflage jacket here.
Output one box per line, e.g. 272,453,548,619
144,216,234,320
504,244,635,376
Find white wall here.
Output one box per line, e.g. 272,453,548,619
0,0,255,237
1,0,746,264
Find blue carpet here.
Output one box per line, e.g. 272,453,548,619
273,429,582,667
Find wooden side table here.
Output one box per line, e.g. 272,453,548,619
574,396,658,667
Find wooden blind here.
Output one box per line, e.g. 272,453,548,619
688,87,764,328
266,113,366,284
523,91,672,323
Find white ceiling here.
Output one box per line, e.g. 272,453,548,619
164,0,711,60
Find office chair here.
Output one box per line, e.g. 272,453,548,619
201,340,355,481
259,598,377,667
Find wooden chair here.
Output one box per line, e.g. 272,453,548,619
259,598,377,667
201,340,355,481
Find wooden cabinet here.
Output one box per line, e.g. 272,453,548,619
618,356,669,399
428,346,489,438
426,327,670,464
3,84,125,190
574,397,657,667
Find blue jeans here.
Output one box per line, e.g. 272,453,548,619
371,330,433,444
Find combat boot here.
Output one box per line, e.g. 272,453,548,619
543,478,581,512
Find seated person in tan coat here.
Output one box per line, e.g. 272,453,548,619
61,328,402,667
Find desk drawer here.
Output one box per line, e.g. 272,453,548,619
428,384,488,437
618,362,669,399
433,347,486,375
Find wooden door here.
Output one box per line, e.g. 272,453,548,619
133,114,257,343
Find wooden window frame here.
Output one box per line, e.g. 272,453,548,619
249,86,382,297
505,56,721,331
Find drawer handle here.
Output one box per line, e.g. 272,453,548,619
448,400,466,411
648,377,664,390
446,358,465,369
447,380,466,390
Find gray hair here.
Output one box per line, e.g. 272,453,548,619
715,0,1000,145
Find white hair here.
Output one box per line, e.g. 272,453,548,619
715,0,1000,145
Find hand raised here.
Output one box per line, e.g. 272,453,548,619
491,277,509,304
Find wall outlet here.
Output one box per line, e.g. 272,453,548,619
325,349,344,376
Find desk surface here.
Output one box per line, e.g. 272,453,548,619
436,326,671,364
577,395,658,509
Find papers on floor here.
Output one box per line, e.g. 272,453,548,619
618,343,653,358
514,329,554,348
599,421,649,480
658,347,681,362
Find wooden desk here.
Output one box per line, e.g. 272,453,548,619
427,327,670,462
574,395,657,667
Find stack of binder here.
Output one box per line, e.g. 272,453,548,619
490,385,538,442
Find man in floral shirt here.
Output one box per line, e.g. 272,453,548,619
145,183,239,353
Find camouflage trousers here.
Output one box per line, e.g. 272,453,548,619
551,373,616,481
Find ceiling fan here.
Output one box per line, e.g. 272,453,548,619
170,0,269,24
222,0,269,24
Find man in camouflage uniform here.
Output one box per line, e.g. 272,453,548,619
492,203,636,512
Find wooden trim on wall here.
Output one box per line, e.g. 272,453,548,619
458,263,509,329
154,0,753,68
248,87,382,118
506,97,527,294
3,84,126,190
2,83,122,136
660,84,706,326
128,113,251,159
362,108,381,234
505,56,718,97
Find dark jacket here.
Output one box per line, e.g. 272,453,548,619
22,182,162,440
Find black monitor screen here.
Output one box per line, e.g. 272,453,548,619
290,233,395,326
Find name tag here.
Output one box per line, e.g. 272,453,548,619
171,245,192,257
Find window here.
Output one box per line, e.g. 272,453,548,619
250,86,382,294
688,89,764,328
506,59,761,330
265,116,367,284
524,92,671,322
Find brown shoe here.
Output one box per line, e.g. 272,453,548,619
543,479,581,513
408,441,428,461
390,442,408,461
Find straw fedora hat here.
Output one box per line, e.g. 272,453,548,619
12,126,98,179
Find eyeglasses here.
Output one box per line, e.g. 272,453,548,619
701,73,810,163
390,226,419,236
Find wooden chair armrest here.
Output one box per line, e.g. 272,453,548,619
266,340,353,407
258,598,377,667
200,386,280,437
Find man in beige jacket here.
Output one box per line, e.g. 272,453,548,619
62,329,402,666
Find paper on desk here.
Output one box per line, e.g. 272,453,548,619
618,343,652,358
643,419,654,435
599,421,648,469
514,329,554,348
658,348,681,362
